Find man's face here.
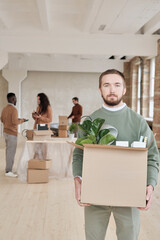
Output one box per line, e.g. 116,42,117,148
13,96,17,106
99,74,126,107
72,99,77,105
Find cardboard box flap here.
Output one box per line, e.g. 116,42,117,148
82,144,148,151
67,141,84,150
67,142,148,151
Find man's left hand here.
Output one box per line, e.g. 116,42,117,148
138,185,153,211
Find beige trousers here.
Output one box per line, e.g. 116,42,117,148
4,133,17,173
85,205,140,240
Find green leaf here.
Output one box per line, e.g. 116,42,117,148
99,133,116,145
88,134,97,144
91,118,105,136
97,129,110,142
69,123,78,133
78,120,92,134
75,138,87,146
80,138,93,145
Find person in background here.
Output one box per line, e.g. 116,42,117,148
68,97,83,137
73,69,159,240
68,97,82,124
1,92,26,177
32,93,52,129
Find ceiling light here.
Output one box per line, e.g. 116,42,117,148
109,56,115,59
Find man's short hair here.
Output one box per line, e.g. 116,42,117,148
7,92,16,103
72,97,79,102
99,69,126,88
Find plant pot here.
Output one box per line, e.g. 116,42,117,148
69,133,75,139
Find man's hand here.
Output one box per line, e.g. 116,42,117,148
74,177,91,207
138,185,154,210
71,116,75,119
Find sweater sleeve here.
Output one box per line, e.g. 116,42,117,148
1,111,3,123
12,108,24,125
140,119,159,188
72,128,87,177
40,106,52,123
68,107,73,119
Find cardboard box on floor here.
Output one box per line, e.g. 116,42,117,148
79,144,148,208
28,159,52,169
27,169,49,183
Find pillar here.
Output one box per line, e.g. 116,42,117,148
2,68,27,132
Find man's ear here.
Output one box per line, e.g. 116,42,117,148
123,87,126,96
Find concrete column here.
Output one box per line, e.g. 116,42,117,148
0,51,8,70
153,39,160,148
2,69,27,132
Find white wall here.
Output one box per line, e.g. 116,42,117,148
21,71,103,129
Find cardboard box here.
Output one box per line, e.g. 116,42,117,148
28,159,52,169
58,129,68,138
81,144,147,208
59,125,69,130
33,130,52,141
27,169,49,183
59,116,68,125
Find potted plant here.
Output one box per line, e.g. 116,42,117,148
69,123,78,139
75,118,117,146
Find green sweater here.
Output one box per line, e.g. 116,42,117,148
72,105,159,188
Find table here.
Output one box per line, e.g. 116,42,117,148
17,138,76,182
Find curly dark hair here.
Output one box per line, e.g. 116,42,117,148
37,93,50,114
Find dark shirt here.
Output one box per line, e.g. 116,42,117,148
68,103,82,123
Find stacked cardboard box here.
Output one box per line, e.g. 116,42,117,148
27,159,52,183
58,116,68,138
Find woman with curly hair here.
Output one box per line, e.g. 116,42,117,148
32,93,52,129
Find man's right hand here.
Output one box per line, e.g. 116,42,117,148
74,177,91,207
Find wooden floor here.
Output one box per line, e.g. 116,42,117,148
0,135,160,240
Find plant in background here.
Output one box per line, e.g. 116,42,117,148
75,118,116,146
69,123,78,134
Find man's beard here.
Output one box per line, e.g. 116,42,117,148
102,94,124,106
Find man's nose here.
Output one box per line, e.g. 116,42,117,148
110,85,115,93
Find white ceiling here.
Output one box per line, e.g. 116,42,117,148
0,0,160,72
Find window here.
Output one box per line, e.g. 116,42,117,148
137,64,141,115
149,58,155,118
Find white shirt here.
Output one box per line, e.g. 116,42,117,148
102,103,126,112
